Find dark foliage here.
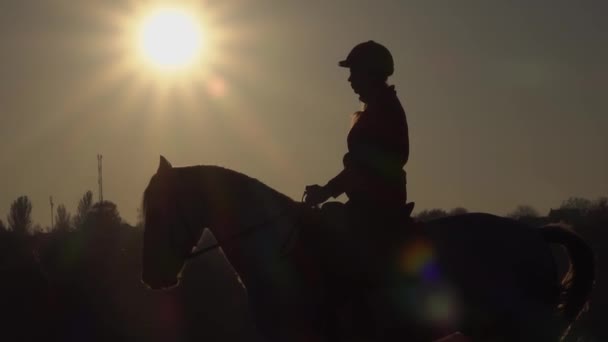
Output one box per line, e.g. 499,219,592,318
54,204,72,232
508,204,540,219
0,202,262,342
7,195,32,235
73,190,94,230
561,197,593,213
0,230,52,340
415,208,448,222
0,196,605,341
448,207,468,216
82,201,123,231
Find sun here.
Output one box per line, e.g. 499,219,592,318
65,0,256,118
137,8,204,70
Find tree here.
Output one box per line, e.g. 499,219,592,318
448,207,468,216
73,190,93,229
560,197,592,213
588,196,608,224
31,224,44,235
591,197,608,211
83,200,123,231
416,208,448,222
0,220,6,233
54,204,72,232
508,205,539,220
7,196,32,235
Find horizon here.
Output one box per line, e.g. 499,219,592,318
1,1,606,227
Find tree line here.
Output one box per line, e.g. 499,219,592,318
3,191,606,235
0,193,606,341
414,196,608,226
0,190,127,235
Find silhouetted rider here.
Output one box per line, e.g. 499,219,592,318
306,40,409,213
304,40,409,340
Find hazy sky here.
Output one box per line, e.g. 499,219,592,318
1,0,606,227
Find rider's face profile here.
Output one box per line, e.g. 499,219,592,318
347,68,363,95
347,67,381,102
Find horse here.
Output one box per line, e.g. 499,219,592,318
141,156,594,342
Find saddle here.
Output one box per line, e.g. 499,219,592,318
288,201,416,245
319,201,415,230
288,201,417,277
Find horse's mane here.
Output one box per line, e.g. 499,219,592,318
142,165,295,220
186,165,294,201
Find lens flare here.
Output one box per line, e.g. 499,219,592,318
424,290,457,323
399,239,461,326
401,238,440,282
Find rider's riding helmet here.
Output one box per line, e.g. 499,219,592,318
339,40,394,78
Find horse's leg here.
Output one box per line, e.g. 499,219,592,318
249,293,329,342
433,332,472,342
364,283,440,342
244,259,329,342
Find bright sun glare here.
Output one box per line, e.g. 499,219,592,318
72,1,244,114
138,8,203,69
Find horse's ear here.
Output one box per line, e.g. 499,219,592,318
158,155,172,174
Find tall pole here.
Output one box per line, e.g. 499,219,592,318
49,196,54,231
97,154,104,203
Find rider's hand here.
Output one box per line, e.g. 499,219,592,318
304,184,331,207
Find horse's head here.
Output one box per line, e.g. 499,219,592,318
141,156,202,290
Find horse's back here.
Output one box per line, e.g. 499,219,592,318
425,213,557,288
295,209,563,339
422,213,561,337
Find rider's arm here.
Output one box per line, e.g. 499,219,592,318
324,168,347,198
323,153,367,198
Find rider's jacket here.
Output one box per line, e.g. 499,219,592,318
325,85,408,206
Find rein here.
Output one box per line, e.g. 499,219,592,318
184,207,294,260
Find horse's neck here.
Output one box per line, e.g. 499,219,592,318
199,168,293,243
193,168,296,283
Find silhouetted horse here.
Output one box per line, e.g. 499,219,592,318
141,156,594,342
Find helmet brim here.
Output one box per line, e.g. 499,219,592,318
338,60,350,68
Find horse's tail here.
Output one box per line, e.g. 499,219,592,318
541,224,595,339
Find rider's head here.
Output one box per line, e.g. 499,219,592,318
339,41,393,102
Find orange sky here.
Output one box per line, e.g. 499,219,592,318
0,0,606,227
